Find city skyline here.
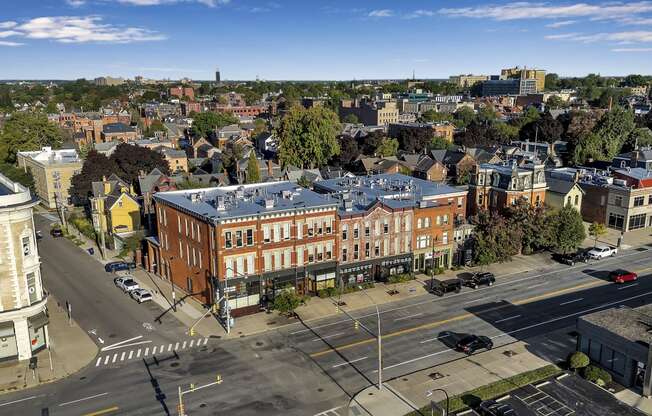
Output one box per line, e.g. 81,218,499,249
1,0,652,80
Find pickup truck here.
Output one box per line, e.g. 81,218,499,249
587,245,617,259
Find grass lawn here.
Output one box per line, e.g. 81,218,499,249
405,364,562,415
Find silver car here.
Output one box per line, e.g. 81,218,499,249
130,288,152,303
114,276,139,293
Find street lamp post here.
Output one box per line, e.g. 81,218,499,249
426,388,450,416
358,286,382,391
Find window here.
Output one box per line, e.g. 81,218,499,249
457,197,463,208
353,224,359,239
649,195,652,205
264,252,271,271
246,229,254,246
374,241,380,256
634,196,645,207
284,249,291,267
283,223,291,240
567,196,572,206
375,220,380,236
424,217,430,228
22,236,31,257
225,258,234,278
417,218,422,229
274,251,281,270
442,232,448,244
177,216,181,233
353,244,359,260
326,242,332,259
614,195,623,207
629,214,647,230
185,218,189,236
574,195,579,206
394,217,400,232
296,220,304,240
273,224,281,242
263,225,270,243
404,215,411,231
383,220,389,234
342,247,348,262
417,235,429,249
365,222,370,237
26,272,38,304
383,238,389,256
236,256,244,275
187,277,193,293
235,230,243,247
478,194,484,205
365,242,370,257
608,213,625,230
326,218,332,234
308,246,314,262
297,247,304,265
342,224,348,241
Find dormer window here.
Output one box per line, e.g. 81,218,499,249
620,160,626,168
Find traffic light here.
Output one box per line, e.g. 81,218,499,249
354,320,359,330
216,374,223,384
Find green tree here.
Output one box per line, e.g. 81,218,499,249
119,232,144,259
588,222,607,247
190,111,239,139
70,150,118,205
0,112,64,163
545,73,560,90
549,205,586,254
277,106,341,168
622,127,652,152
245,151,261,183
45,101,58,114
593,107,636,160
568,351,590,372
376,138,399,157
271,286,307,317
110,143,170,184
342,113,359,124
143,119,166,137
453,107,476,129
0,163,34,190
421,110,453,123
546,95,565,110
428,136,453,151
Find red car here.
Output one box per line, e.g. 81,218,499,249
610,270,638,283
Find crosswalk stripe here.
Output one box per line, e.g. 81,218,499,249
175,342,179,350
144,347,149,357
182,341,187,349
203,338,208,345
96,357,102,367
168,344,172,352
104,355,110,365
190,340,195,347
111,354,117,363
136,349,141,358
120,352,126,361
128,351,133,360
152,346,157,355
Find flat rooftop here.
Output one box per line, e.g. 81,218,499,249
154,181,337,222
580,304,652,345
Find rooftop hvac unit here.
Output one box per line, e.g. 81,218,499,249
216,195,226,211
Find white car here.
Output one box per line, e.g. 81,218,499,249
130,288,152,303
587,245,618,259
114,276,139,292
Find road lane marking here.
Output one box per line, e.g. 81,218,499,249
136,349,141,358
175,342,179,350
494,315,521,323
332,356,368,368
291,250,647,336
312,332,345,342
101,336,143,351
394,313,423,322
82,406,119,416
95,357,102,367
310,280,608,358
58,392,109,406
120,352,125,361
128,351,133,360
190,340,195,347
420,333,450,344
0,396,38,407
103,355,110,365
168,344,172,352
618,283,639,290
111,354,117,364
559,298,584,306
463,298,486,305
204,338,208,345
144,347,149,356
182,341,187,349
381,349,452,371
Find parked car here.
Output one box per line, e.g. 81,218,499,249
610,270,638,284
431,279,462,297
456,335,493,354
104,261,136,273
587,245,617,259
478,399,516,416
130,288,152,303
462,272,496,289
552,250,590,266
114,277,139,292
50,228,63,238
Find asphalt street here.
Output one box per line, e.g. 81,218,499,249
1,224,652,415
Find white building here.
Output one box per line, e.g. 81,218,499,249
0,173,48,361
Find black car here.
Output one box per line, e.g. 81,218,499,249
104,261,136,273
431,279,462,297
479,399,516,416
552,250,589,266
463,272,496,289
50,228,63,237
456,335,493,354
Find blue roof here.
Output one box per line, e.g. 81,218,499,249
614,168,652,180
314,173,465,215
154,181,337,222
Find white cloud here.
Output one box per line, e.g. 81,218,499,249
546,20,577,28
612,47,652,51
66,0,87,6
368,9,393,18
403,10,436,19
0,40,23,47
439,2,652,22
545,30,652,43
115,0,229,6
3,16,166,44
0,21,18,29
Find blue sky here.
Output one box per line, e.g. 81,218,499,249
1,1,652,80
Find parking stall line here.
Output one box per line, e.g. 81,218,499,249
559,298,583,306
203,338,208,345
494,315,521,323
618,283,638,290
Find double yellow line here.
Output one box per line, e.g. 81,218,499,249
83,406,119,416
310,278,616,358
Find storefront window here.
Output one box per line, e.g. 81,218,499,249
0,323,17,360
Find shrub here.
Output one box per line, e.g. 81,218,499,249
271,286,307,317
317,287,338,298
387,273,414,284
583,365,612,386
568,351,590,371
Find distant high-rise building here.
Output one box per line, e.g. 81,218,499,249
215,68,221,83
501,66,546,92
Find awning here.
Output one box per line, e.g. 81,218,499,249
28,312,49,329
0,322,15,337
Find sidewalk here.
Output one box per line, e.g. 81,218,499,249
348,327,578,416
0,296,97,395
615,389,652,415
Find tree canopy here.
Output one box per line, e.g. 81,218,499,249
246,151,261,183
277,106,341,169
0,112,63,163
190,111,239,139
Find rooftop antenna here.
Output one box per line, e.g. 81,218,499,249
412,69,415,81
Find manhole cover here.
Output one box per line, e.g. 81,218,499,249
368,392,374,396
210,335,221,339
503,350,518,357
317,388,324,392
428,372,444,380
199,404,207,408
336,301,346,306
240,335,245,338
402,378,408,381
170,362,179,368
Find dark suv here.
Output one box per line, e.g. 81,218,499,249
431,279,462,297
463,272,496,289
105,261,136,273
479,399,516,415
552,250,589,266
456,335,493,354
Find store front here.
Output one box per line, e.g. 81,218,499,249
306,262,338,293
28,312,48,354
0,323,18,362
339,254,413,285
413,248,452,273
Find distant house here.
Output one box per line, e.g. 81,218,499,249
138,168,177,232
192,138,220,159
352,156,403,175
545,175,585,211
101,123,138,143
91,175,141,237
612,148,652,170
285,167,323,186
156,146,188,173
413,155,448,182
431,149,477,184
